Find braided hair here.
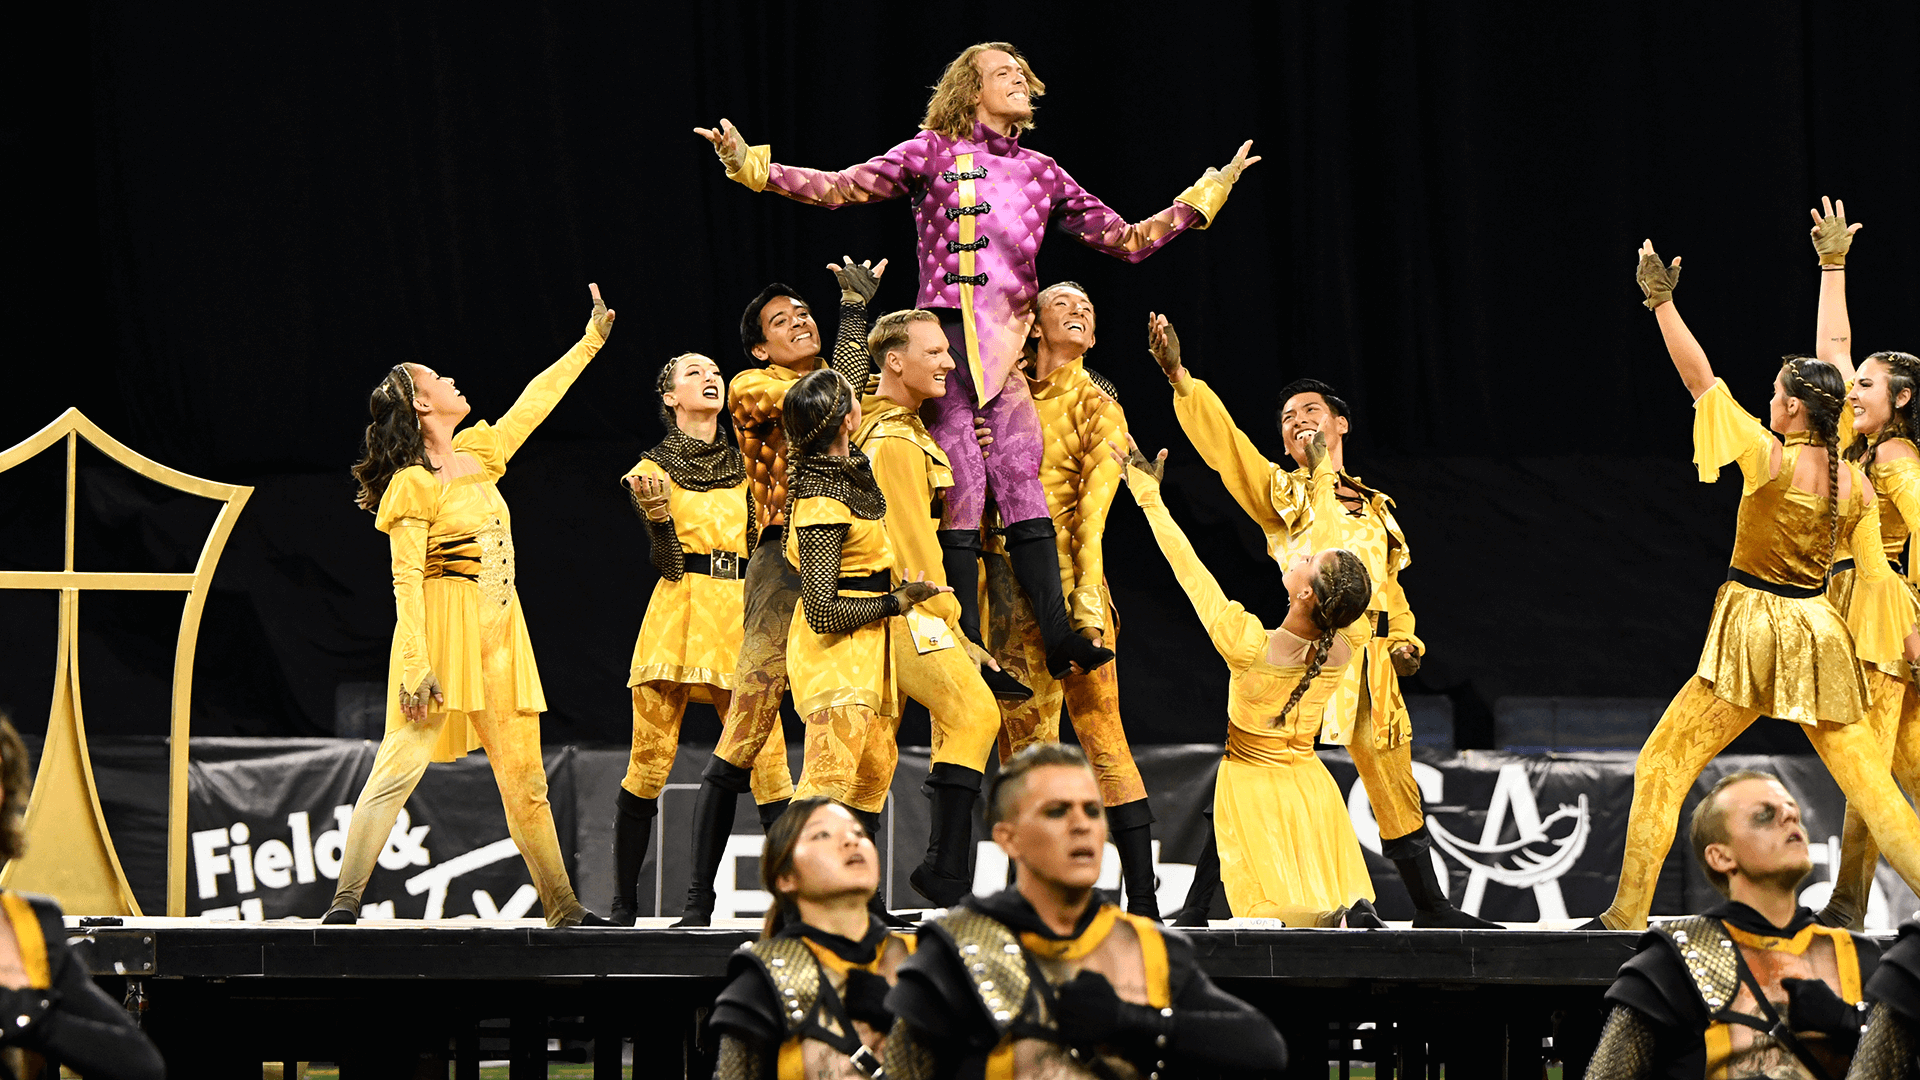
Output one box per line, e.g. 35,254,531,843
653,352,734,438
781,369,854,458
351,364,434,511
1778,356,1849,568
1276,549,1373,725
1846,350,1920,467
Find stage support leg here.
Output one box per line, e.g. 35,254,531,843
509,1006,544,1080
593,1011,624,1079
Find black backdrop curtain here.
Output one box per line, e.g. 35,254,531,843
4,3,1919,747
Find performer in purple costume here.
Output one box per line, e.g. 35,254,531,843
697,41,1259,682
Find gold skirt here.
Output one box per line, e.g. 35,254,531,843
1215,725,1376,919
1696,580,1866,725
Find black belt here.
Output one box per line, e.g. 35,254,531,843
1374,611,1388,638
684,551,747,581
1829,556,1909,579
838,570,890,594
1726,568,1825,600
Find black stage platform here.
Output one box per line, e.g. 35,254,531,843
68,918,1690,1078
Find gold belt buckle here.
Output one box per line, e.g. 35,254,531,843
711,550,739,580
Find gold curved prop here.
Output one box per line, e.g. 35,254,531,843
0,409,251,916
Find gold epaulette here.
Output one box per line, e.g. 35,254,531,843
741,937,823,1036
933,908,1031,1033
1655,916,1740,1012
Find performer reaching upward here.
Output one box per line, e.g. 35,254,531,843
1148,314,1494,928
327,284,615,927
677,262,881,927
696,41,1260,685
1586,240,1920,931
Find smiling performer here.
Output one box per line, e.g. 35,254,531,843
610,352,790,926
879,743,1289,1080
1148,314,1492,928
327,285,616,927
851,309,1006,907
696,42,1260,686
1585,241,1920,932
1585,772,1877,1080
708,798,914,1080
981,283,1160,918
676,261,883,927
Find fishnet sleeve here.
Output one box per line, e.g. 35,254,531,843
1853,1003,1919,1080
829,300,873,388
630,487,685,581
744,486,759,557
796,524,900,634
1584,1005,1658,1080
881,1018,938,1080
713,1033,771,1080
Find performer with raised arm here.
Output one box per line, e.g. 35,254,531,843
326,284,616,927
695,41,1260,687
1585,241,1920,931
707,798,914,1080
880,743,1289,1080
677,261,883,927
978,283,1161,918
1148,313,1493,928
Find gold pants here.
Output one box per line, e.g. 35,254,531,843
1823,670,1920,925
986,553,1148,806
1598,675,1920,930
796,704,899,813
621,684,790,801
1345,662,1427,843
711,546,801,805
331,696,583,927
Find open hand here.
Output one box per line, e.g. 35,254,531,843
1110,435,1168,484
1634,240,1681,310
826,255,888,305
627,473,671,518
1208,140,1262,185
693,118,748,173
399,671,444,724
1146,312,1183,379
1809,195,1863,266
589,282,617,340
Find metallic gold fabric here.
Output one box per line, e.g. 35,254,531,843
622,462,752,692
1027,357,1128,635
1851,1003,1918,1080
785,498,897,717
1695,579,1868,725
1584,1006,1658,1080
795,704,894,813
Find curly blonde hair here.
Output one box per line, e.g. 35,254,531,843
922,43,1046,141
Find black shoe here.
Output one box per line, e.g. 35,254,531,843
321,906,357,925
1409,905,1501,929
1045,635,1115,679
1343,898,1387,928
1389,830,1498,928
1004,518,1115,677
1108,799,1160,921
1166,906,1211,928
980,664,1034,701
570,910,616,927
610,789,657,929
677,756,750,929
671,909,712,929
910,864,971,909
913,764,982,907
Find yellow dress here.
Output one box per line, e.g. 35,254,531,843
1130,469,1374,920
784,493,898,718
1828,438,1920,678
375,326,604,762
622,458,753,698
1690,379,1909,723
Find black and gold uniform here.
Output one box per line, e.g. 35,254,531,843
710,917,915,1080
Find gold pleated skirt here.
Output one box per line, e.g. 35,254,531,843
1696,580,1867,725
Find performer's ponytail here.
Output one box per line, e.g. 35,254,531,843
351,364,434,511
1275,549,1373,725
1780,357,1848,567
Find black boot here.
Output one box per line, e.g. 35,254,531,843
911,764,982,908
941,528,1033,700
610,789,658,926
851,807,916,928
1167,809,1221,927
1386,827,1500,929
757,798,791,833
673,755,750,928
1004,518,1114,678
1107,799,1161,920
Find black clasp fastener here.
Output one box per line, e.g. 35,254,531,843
940,166,988,183
944,272,989,286
848,1045,886,1079
944,203,992,220
947,237,989,253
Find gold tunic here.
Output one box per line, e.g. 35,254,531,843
622,459,752,698
1131,469,1375,919
1829,440,1920,680
785,495,898,717
854,396,960,628
1029,357,1127,634
375,326,604,762
1691,379,1910,724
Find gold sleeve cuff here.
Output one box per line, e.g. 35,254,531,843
1174,174,1232,230
1820,252,1848,267
729,144,771,193
1169,369,1195,398
1069,584,1107,634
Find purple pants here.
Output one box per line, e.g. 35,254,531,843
923,317,1051,529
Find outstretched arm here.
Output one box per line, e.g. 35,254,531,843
1119,441,1267,670
1811,195,1864,381
1053,141,1260,260
826,255,885,386
695,118,926,206
1636,241,1712,399
494,283,617,461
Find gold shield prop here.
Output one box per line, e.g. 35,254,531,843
0,409,251,916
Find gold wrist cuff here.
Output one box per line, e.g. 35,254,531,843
728,145,771,193
1174,174,1232,230
1819,252,1848,267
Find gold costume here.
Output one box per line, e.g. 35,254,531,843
1596,379,1920,930
992,358,1148,807
333,325,606,927
1169,372,1425,841
1131,466,1375,921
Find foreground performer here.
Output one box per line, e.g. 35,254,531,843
1122,439,1380,925
610,352,786,925
1586,243,1920,931
880,743,1290,1079
708,797,914,1079
1149,315,1493,928
1586,771,1875,1079
1856,920,1920,1077
852,309,1004,906
1806,199,1920,930
981,282,1161,918
329,284,615,926
696,41,1261,682
677,263,881,926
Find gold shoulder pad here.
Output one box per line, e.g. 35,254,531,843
935,908,1031,1034
743,937,823,1036
1655,916,1740,1013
